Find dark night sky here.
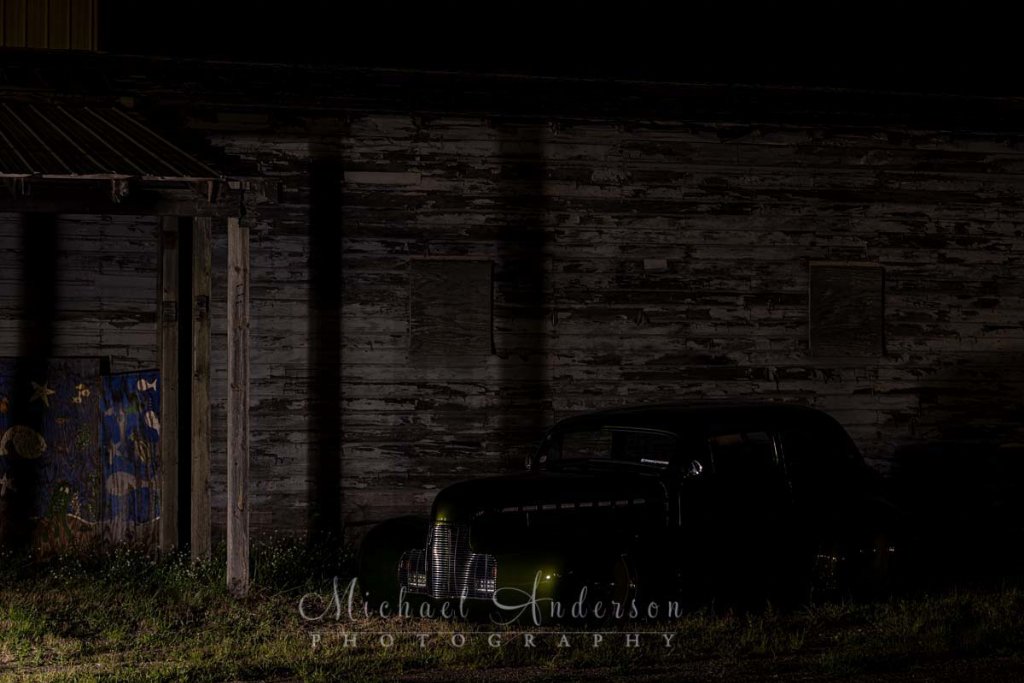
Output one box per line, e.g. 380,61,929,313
100,1,1014,95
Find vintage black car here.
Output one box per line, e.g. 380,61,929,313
358,402,902,614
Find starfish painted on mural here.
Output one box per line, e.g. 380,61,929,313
30,381,56,408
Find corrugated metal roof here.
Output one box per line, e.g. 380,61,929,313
0,101,218,182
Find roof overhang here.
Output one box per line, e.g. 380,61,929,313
0,99,222,204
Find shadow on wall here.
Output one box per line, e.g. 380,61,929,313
307,143,344,542
886,350,1024,583
495,120,551,470
3,213,58,552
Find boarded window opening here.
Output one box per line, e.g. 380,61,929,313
809,262,884,357
410,258,493,362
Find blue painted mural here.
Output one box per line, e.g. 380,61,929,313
0,359,160,553
100,370,161,542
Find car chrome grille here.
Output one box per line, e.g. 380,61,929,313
400,522,496,600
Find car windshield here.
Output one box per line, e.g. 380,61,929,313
538,427,679,469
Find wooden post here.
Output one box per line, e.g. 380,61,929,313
191,217,212,562
226,217,250,596
159,216,179,554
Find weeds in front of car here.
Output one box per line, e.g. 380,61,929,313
2,541,1024,681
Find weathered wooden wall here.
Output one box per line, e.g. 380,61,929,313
0,213,159,371
3,53,1024,540
195,113,1024,537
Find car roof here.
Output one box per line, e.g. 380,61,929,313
550,401,840,436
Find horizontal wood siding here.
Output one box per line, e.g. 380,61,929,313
2,55,1024,540
195,110,1024,537
0,213,159,371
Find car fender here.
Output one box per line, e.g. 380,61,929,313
357,515,430,607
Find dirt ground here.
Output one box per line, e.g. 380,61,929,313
390,656,1024,682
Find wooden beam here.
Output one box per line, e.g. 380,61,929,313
190,217,212,562
49,0,71,50
0,182,243,218
3,0,27,47
226,216,250,596
158,216,180,554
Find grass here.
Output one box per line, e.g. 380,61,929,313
1,541,1024,682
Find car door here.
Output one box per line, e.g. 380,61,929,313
701,426,793,599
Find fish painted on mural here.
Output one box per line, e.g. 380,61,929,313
137,377,158,393
71,383,91,405
106,438,123,465
0,425,47,459
128,430,153,464
116,407,127,442
103,406,129,464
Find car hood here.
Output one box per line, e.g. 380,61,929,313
431,465,668,524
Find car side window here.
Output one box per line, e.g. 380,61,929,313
707,430,780,480
779,429,816,481
780,426,863,492
611,430,677,466
548,427,679,467
559,429,613,461
779,427,851,490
